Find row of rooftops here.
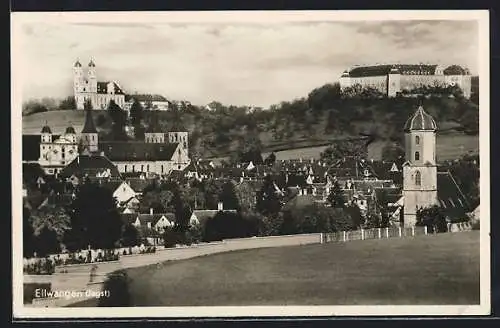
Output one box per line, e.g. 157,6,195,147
341,64,470,78
24,155,473,221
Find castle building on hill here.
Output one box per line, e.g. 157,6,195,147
339,64,472,99
402,106,439,226
73,59,126,110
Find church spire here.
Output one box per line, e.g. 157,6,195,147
81,109,97,134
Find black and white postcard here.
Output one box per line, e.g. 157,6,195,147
11,10,490,318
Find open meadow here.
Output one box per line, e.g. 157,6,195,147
86,231,479,307
261,133,479,162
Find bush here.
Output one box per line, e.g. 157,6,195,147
471,220,480,230
23,258,55,275
98,271,130,307
416,205,448,233
203,211,259,242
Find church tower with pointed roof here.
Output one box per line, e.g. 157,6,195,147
80,109,99,152
402,105,439,227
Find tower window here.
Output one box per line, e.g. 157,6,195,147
415,171,421,186
414,151,420,161
415,135,420,145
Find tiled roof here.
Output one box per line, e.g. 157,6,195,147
81,109,98,133
120,213,138,225
145,124,163,133
191,210,220,225
97,81,125,95
282,194,317,211
127,94,168,102
185,160,216,173
60,154,121,179
23,163,46,185
139,213,175,223
126,178,152,193
98,180,124,193
328,157,378,179
374,187,403,206
371,160,404,183
41,125,52,133
347,64,438,77
443,65,469,75
436,171,471,220
22,135,41,161
98,142,180,161
404,106,438,131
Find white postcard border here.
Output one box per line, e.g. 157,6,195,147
11,9,491,318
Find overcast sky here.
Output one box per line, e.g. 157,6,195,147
18,20,478,108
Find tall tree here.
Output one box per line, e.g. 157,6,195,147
64,182,123,251
171,184,192,236
107,100,128,141
307,83,342,112
59,96,77,110
256,175,282,217
381,142,405,163
237,127,263,164
204,179,224,210
264,152,276,166
234,182,257,212
34,225,61,257
31,204,71,240
320,139,367,164
219,181,240,211
23,207,36,258
129,99,144,126
84,98,93,110
327,180,345,208
416,205,448,233
121,224,140,247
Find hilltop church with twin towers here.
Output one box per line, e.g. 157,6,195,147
72,59,126,110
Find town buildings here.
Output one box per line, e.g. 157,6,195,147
23,109,190,176
339,64,472,99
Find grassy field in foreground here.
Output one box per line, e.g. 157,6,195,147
90,231,479,307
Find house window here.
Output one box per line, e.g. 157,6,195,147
161,165,164,173
415,135,420,145
414,151,420,161
147,164,150,172
124,165,127,172
415,171,421,186
141,165,144,171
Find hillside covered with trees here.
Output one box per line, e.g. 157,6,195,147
22,82,479,161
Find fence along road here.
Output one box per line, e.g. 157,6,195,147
27,223,473,307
